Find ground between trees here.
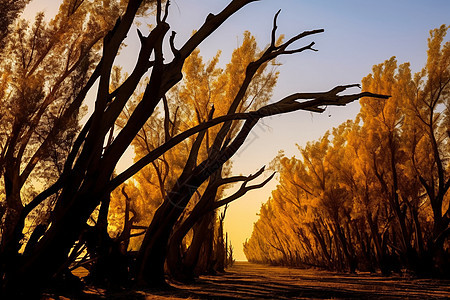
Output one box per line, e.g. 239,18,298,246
61,262,450,299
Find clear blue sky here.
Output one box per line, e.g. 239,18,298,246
25,0,450,261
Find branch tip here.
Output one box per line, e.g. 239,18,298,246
163,0,170,22
156,0,162,23
271,9,282,48
169,31,180,58
136,29,145,43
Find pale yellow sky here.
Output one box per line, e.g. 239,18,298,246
22,0,60,19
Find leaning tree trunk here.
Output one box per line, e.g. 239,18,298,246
215,207,227,273
136,119,259,286
0,184,23,279
166,176,221,281
196,219,216,276
3,187,103,296
188,213,216,278
135,187,194,287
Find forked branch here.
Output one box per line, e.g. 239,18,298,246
263,10,323,63
212,169,276,210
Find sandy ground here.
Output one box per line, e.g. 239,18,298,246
54,262,450,299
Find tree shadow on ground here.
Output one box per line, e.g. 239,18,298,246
46,262,450,299
172,262,450,299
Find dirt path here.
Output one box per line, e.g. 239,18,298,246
80,262,450,299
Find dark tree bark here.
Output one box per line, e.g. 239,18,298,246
215,206,228,273
166,165,272,281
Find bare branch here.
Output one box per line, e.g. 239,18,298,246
156,0,162,24
137,28,145,44
283,29,324,51
178,0,258,60
162,95,171,142
271,9,281,48
162,0,170,23
254,85,389,117
282,41,318,55
128,231,147,238
213,170,275,210
169,31,179,58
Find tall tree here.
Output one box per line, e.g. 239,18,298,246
361,57,418,268
406,25,450,274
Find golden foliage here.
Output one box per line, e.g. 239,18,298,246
245,26,450,272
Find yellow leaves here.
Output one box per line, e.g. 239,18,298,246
212,31,279,116
426,25,450,77
227,31,257,79
206,50,222,74
0,72,10,101
247,26,450,266
361,58,400,128
179,48,223,126
422,25,450,118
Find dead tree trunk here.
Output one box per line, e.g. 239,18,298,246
215,206,228,273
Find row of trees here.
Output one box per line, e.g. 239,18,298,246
0,0,387,297
244,25,450,277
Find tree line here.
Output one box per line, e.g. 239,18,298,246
244,25,450,277
0,0,387,297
